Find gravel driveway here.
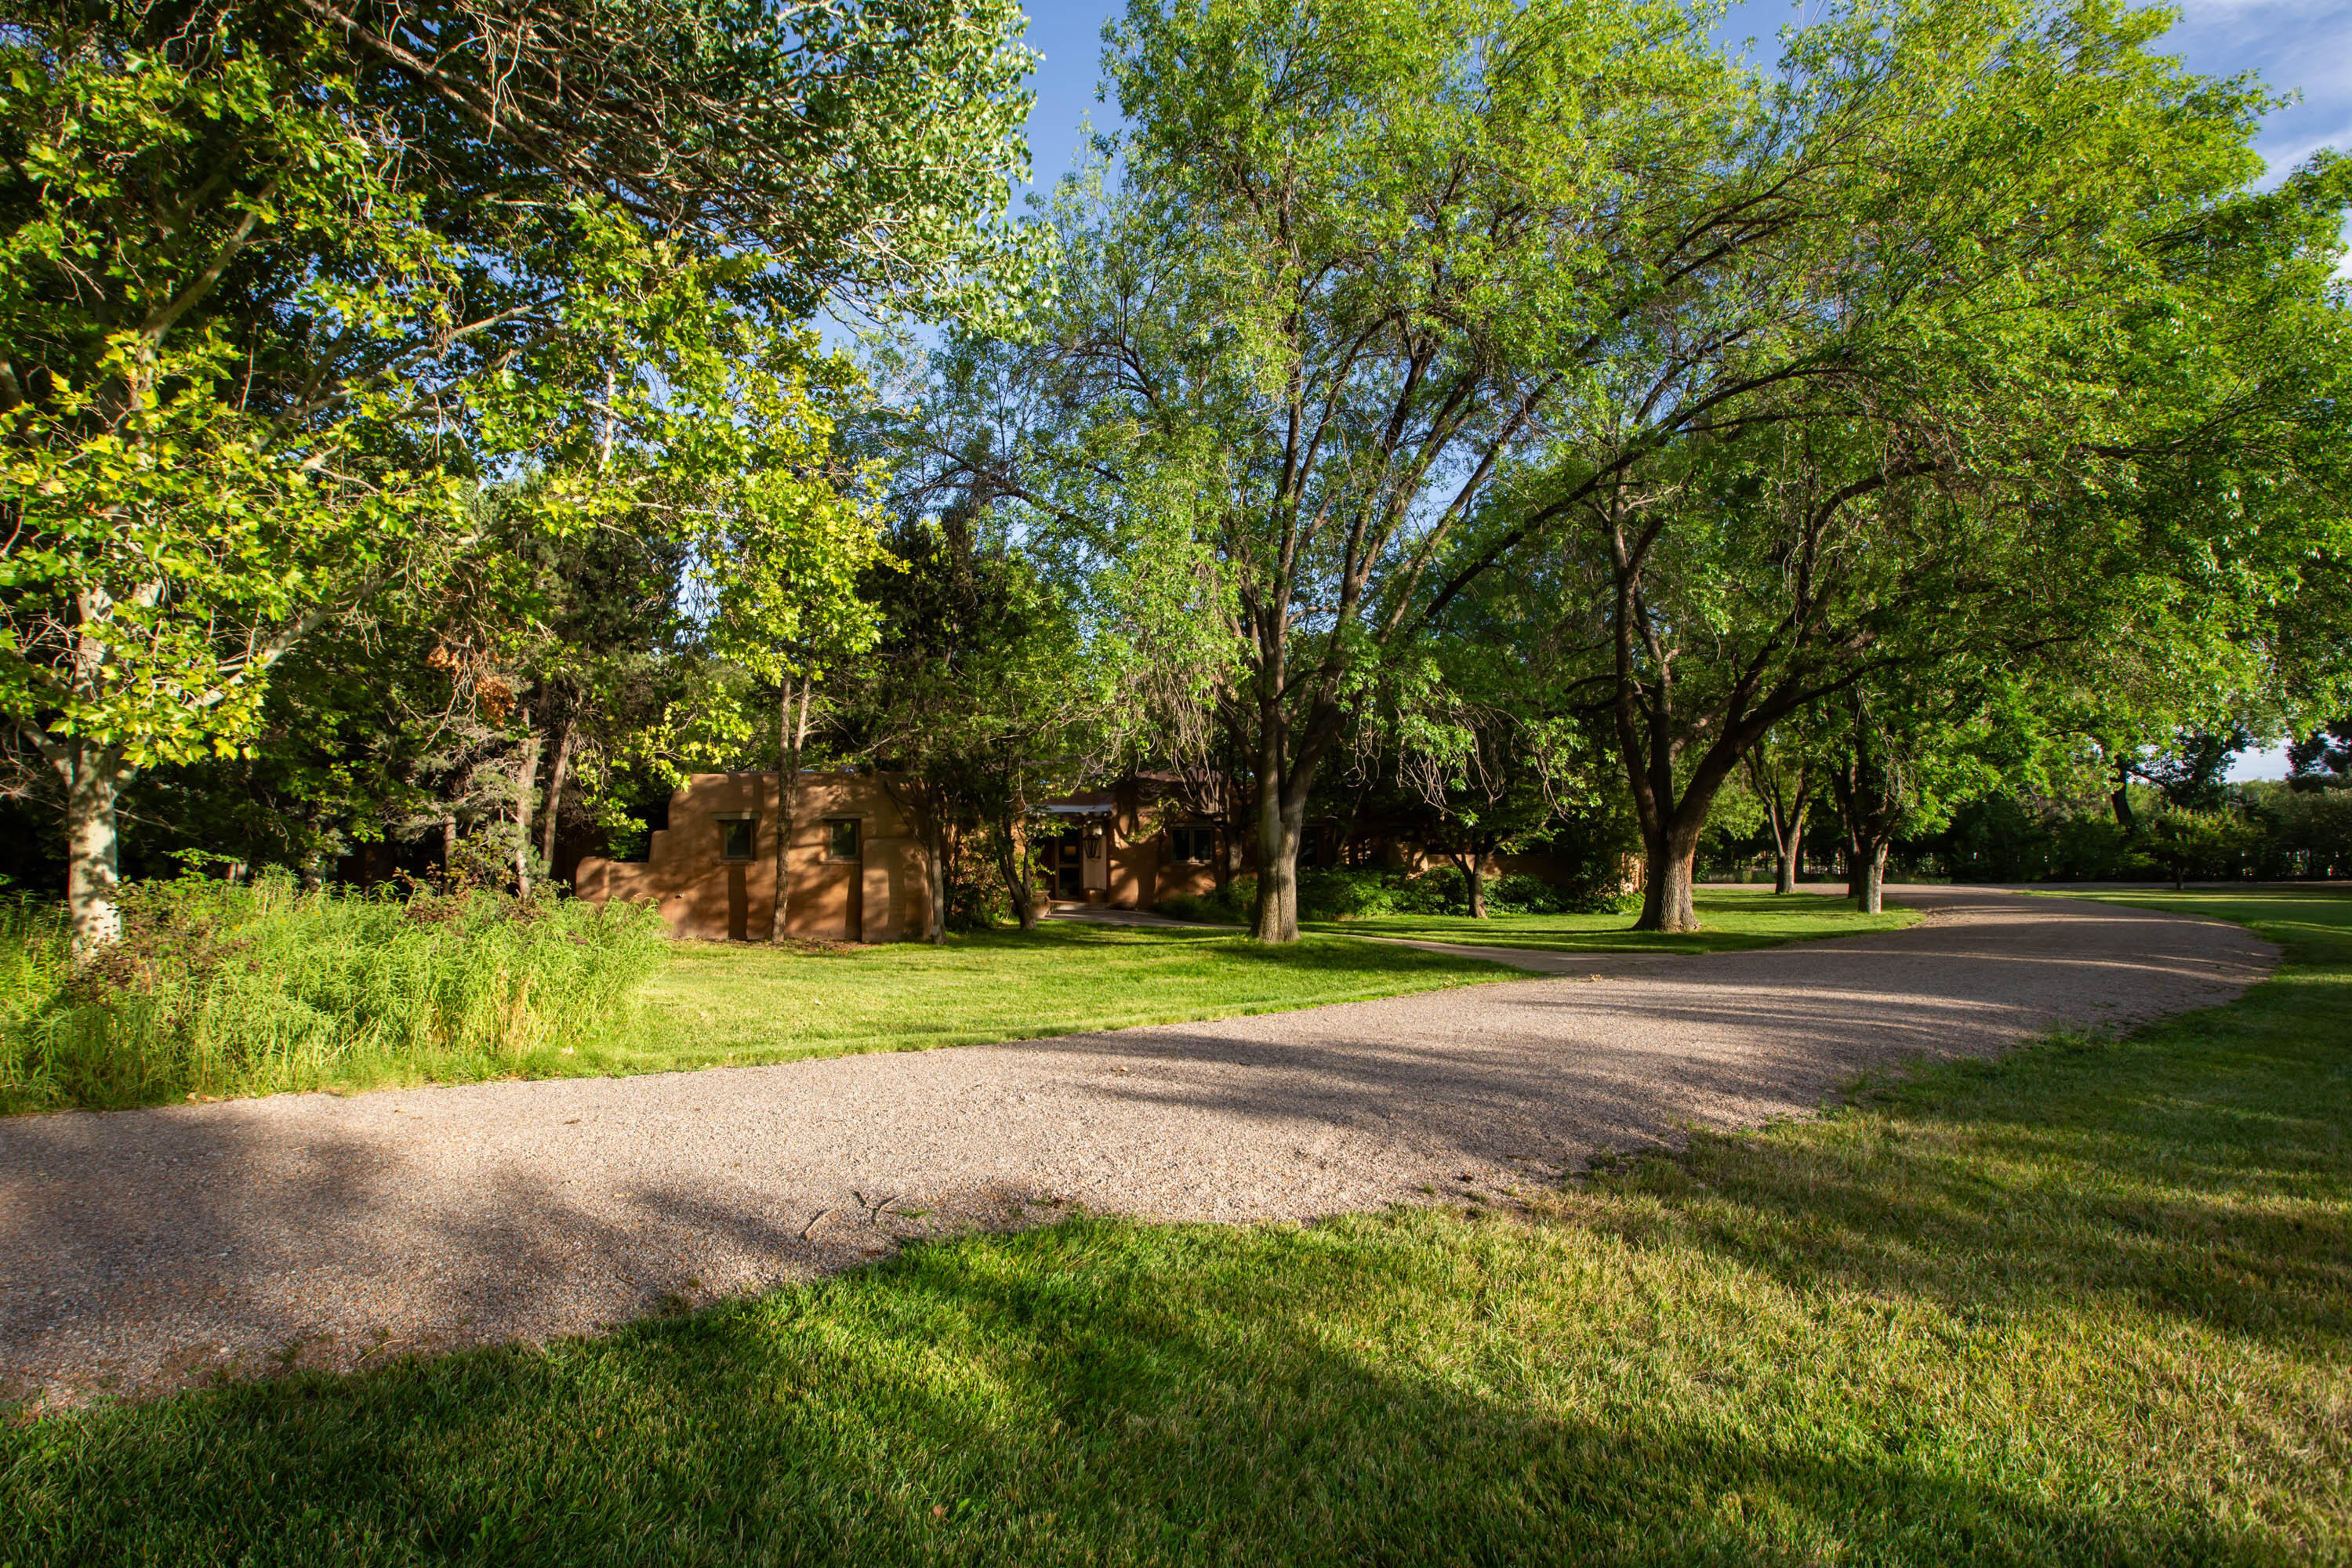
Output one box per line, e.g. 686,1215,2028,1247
0,885,2273,1406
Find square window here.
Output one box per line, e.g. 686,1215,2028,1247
1171,826,1214,864
719,819,756,861
828,818,861,862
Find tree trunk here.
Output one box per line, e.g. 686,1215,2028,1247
56,742,129,958
1854,839,1889,914
1776,811,1807,895
1635,820,1704,933
1624,763,1730,935
924,806,947,945
1744,746,1812,896
512,720,544,897
1608,572,1734,935
1250,771,1308,943
439,815,457,886
999,817,1038,930
1454,851,1488,918
2107,748,2136,831
771,677,811,945
538,716,576,875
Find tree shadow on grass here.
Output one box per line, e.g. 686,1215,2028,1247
1560,992,2352,1356
0,1210,2302,1567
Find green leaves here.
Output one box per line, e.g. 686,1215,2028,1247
1,0,1040,943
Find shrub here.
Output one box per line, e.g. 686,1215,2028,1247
944,835,1012,932
1154,877,1254,925
1154,871,1446,923
1483,872,1628,916
2145,808,2263,886
1299,869,1446,919
0,876,670,1112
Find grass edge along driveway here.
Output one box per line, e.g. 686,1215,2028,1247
1296,886,1918,953
3,887,2343,1563
579,889,1910,1080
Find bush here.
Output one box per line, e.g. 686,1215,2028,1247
2145,808,2263,885
944,835,1012,932
0,876,670,1112
1154,877,1254,925
1483,872,1628,916
1153,870,1443,924
1300,869,1451,919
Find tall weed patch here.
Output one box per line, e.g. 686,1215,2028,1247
0,878,669,1112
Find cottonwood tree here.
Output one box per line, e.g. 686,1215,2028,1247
0,0,1033,953
1394,711,1573,919
924,0,1753,941
1742,717,1834,894
1371,586,1593,917
1820,673,2013,913
1499,1,2352,930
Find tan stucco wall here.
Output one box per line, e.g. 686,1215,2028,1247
574,771,934,942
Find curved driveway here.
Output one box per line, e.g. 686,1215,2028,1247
0,886,2273,1405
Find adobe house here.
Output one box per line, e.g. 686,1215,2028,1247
574,771,935,943
574,770,1305,942
575,767,1630,942
1035,775,1347,907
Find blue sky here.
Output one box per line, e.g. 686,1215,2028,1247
1011,0,2352,192
1002,0,2350,778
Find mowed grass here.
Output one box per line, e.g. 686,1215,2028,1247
586,922,1512,1075
1300,885,1918,952
4,890,2345,1564
604,892,1910,1076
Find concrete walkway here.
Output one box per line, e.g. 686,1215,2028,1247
0,886,2273,1406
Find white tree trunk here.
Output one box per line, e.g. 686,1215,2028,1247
57,741,127,958
771,677,811,944
539,717,576,873
512,724,544,896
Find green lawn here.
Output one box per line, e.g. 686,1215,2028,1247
596,895,1913,1077
587,922,1512,1076
5,889,2345,1563
1300,886,1918,952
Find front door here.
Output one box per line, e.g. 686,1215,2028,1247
829,816,864,940
1056,829,1083,899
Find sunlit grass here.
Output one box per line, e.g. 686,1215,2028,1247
595,922,1512,1075
1301,887,1919,952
